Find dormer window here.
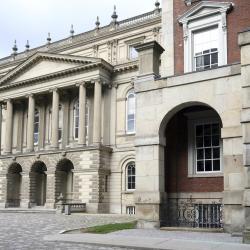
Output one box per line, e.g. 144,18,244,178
178,1,233,73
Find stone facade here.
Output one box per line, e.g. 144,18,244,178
0,0,250,241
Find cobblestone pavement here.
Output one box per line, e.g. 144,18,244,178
0,213,136,250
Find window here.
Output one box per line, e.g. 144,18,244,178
178,2,232,73
126,90,136,134
48,108,52,143
73,99,89,141
127,162,135,190
34,108,39,144
85,102,90,140
195,123,221,173
129,45,138,60
193,27,219,71
187,113,222,176
73,99,79,140
58,104,63,141
104,175,108,192
126,206,135,215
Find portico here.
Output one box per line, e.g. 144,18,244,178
0,52,113,210
0,52,113,154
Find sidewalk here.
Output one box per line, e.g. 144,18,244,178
44,229,250,250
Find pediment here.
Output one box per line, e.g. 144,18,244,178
0,52,100,86
178,1,233,24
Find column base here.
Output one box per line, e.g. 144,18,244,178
76,144,86,148
20,201,31,208
243,228,250,244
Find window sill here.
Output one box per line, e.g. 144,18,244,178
188,172,223,178
122,190,135,194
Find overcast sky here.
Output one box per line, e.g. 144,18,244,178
0,0,159,58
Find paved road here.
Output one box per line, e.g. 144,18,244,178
0,213,135,250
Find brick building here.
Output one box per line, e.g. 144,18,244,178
0,0,250,242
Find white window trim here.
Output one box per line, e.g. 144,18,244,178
178,1,233,73
126,90,136,135
34,108,39,146
73,99,79,140
58,104,63,143
186,111,223,178
126,162,136,191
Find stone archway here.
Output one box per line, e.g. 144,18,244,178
159,103,224,228
55,159,74,202
29,161,47,206
6,163,22,208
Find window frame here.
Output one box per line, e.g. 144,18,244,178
126,162,136,191
178,2,232,73
73,98,90,142
73,99,80,140
128,44,139,60
58,104,63,142
126,89,136,135
187,112,223,178
34,108,40,145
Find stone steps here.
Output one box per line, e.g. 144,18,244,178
0,208,56,214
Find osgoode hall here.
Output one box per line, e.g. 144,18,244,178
1,0,250,243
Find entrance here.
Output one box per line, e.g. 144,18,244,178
55,159,74,202
6,163,22,207
160,105,224,228
30,161,47,206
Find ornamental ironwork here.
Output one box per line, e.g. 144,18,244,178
162,197,223,229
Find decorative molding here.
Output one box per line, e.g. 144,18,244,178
114,60,138,73
179,1,233,25
0,52,113,90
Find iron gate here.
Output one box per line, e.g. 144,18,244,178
162,198,223,228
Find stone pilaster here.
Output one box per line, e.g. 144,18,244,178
78,82,86,146
27,95,35,152
93,79,102,145
0,103,2,155
20,173,31,208
51,89,59,149
239,29,250,243
45,171,56,209
4,99,13,154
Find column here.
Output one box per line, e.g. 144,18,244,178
93,79,102,145
78,83,86,146
51,89,59,149
4,99,13,154
27,95,35,152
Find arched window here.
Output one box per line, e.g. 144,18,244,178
126,89,136,134
73,98,89,141
126,162,136,190
34,108,39,144
58,104,63,141
73,99,79,139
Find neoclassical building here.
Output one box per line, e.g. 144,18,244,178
1,0,250,241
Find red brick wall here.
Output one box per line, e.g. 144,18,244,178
173,0,250,75
165,110,223,193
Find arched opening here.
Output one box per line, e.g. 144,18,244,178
55,159,74,202
30,161,47,206
6,163,22,207
160,103,224,228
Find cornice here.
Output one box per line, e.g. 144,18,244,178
178,1,233,24
0,10,161,68
114,60,139,73
0,61,113,91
